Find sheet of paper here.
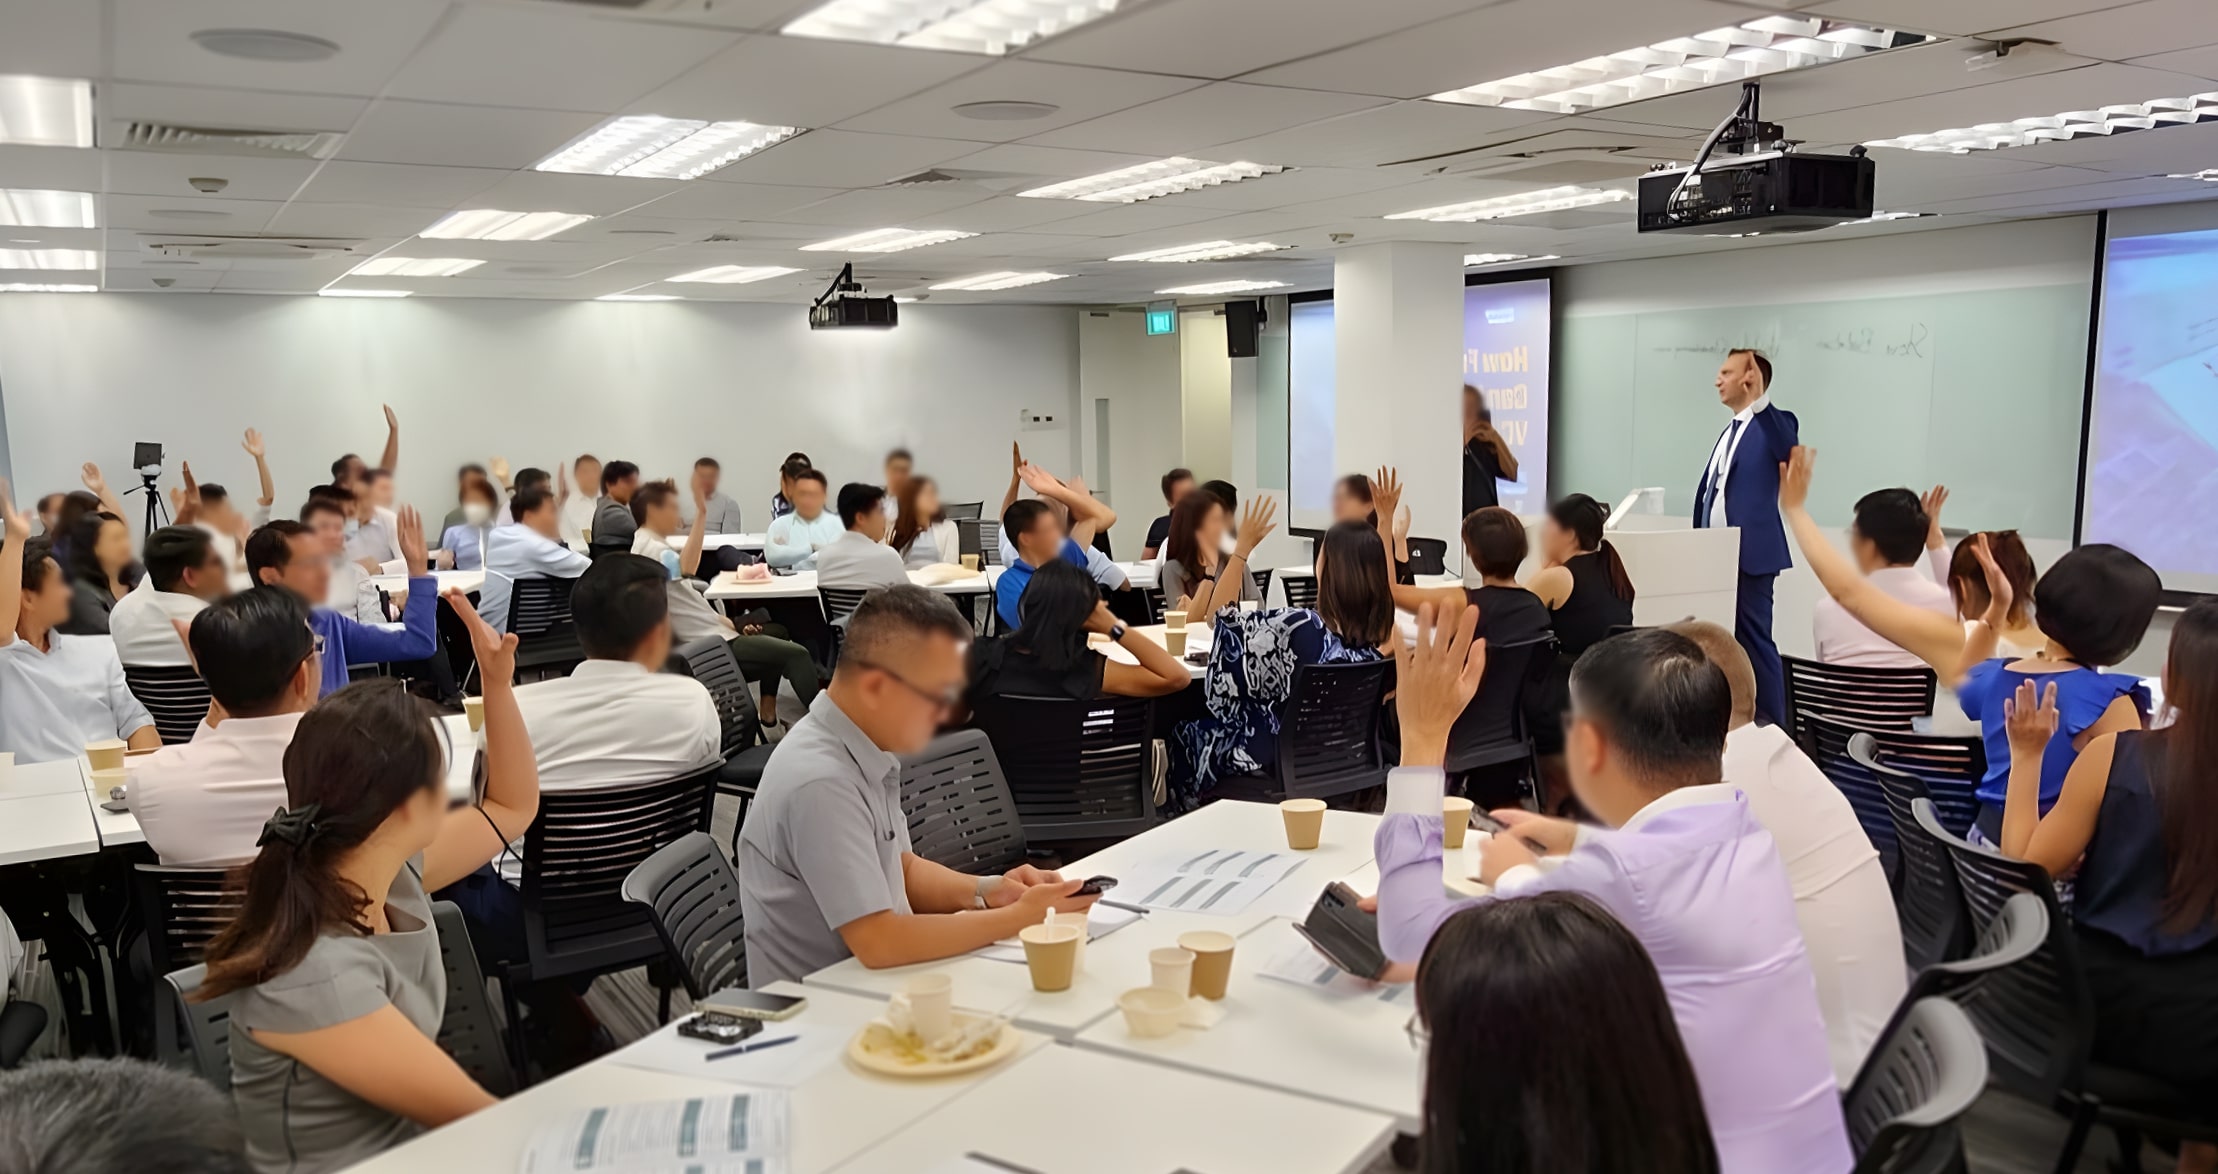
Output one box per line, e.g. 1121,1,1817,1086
519,1090,789,1174
604,1023,841,1090
1256,926,1411,1006
1115,848,1308,917
975,902,1143,963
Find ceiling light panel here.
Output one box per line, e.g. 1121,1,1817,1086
1867,93,2218,153
1157,279,1289,296
2170,169,2218,181
1431,18,1934,116
1110,240,1289,263
0,247,95,270
349,257,484,277
535,116,801,180
929,271,1068,291
0,75,94,148
319,289,411,298
1465,253,1558,266
597,293,684,301
1386,186,1631,222
0,283,96,293
1020,158,1287,203
799,228,976,253
784,0,1121,56
666,265,801,284
0,189,96,229
421,209,593,241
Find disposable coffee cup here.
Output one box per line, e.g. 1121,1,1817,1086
900,972,954,1043
1119,987,1185,1038
1149,947,1196,997
1165,628,1187,657
1443,796,1475,850
1020,923,1082,992
961,554,980,571
463,696,485,733
85,739,127,772
1280,798,1326,850
1179,930,1236,1000
1163,610,1188,631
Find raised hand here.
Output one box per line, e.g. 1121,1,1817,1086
1017,462,1062,496
1778,446,1815,512
1369,467,1402,525
0,477,28,544
446,587,517,686
1969,532,2013,630
1395,602,1487,767
1010,441,1023,476
1920,485,1948,548
1233,496,1278,558
80,461,107,493
395,504,429,572
2003,678,2058,757
241,429,265,460
382,403,398,431
489,456,510,485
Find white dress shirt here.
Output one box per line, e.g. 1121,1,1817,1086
504,659,723,883
481,525,592,635
1722,721,1906,1085
764,510,843,570
814,529,910,591
1812,565,1957,669
346,506,406,574
558,492,599,548
0,633,155,763
130,712,304,866
107,582,211,668
1704,392,1770,528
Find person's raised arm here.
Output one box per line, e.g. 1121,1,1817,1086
1374,603,1490,964
488,456,512,495
1019,463,1115,548
680,481,708,577
248,1006,495,1129
421,590,536,892
174,460,202,526
1090,599,1189,696
243,429,275,514
1001,442,1024,516
1370,466,1411,568
376,404,400,474
0,480,25,648
80,463,126,522
1197,497,1276,618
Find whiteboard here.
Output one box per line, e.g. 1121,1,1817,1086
1555,282,2090,538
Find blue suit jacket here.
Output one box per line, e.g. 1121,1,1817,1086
1693,403,1799,576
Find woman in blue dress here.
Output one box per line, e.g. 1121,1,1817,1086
1171,518,1398,810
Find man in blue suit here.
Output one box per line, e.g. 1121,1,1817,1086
1693,348,1797,725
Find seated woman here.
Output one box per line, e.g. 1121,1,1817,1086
199,592,536,1174
60,511,138,635
1920,485,2045,658
437,476,498,571
1522,494,1633,662
1778,449,2160,844
1171,520,1396,809
1999,600,2218,1161
890,475,959,570
967,560,1189,706
1332,470,1411,583
1387,495,1552,648
1158,491,1273,618
1416,892,1719,1174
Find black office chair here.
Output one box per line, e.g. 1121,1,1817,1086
133,864,239,1063
957,519,1004,567
159,964,235,1089
506,576,583,681
1218,660,1394,803
1137,586,1168,624
1783,656,1939,749
622,831,748,999
942,501,984,521
587,537,632,561
1882,778,1970,972
818,585,872,668
0,1000,43,1069
1443,634,1552,779
1847,726,1984,839
1843,996,1988,1174
970,694,1157,842
1405,538,1448,577
431,900,515,1096
1248,566,1272,603
1282,574,1318,610
1807,716,1983,883
899,729,1028,875
671,636,773,852
122,665,212,744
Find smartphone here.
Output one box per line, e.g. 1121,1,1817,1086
1295,882,1386,979
699,988,808,1022
677,1011,763,1045
1469,809,1510,837
1072,875,1117,897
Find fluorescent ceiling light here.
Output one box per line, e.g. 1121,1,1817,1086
535,115,799,180
0,189,95,229
1386,186,1631,222
666,265,801,284
1156,279,1289,296
0,283,95,293
1020,157,1286,203
421,209,593,241
799,228,975,253
1867,92,2218,153
1464,253,1559,267
0,75,94,148
929,271,1068,291
1431,17,1933,116
783,0,1120,56
349,257,484,277
596,292,683,301
318,289,411,298
1110,240,1288,263
0,247,95,270
2169,169,2218,181
1837,210,1932,225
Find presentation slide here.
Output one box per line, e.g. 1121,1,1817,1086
2084,225,2218,593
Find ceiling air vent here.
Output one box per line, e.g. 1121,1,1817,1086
117,120,345,159
883,168,1032,188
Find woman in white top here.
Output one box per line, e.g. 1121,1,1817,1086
889,475,960,569
556,454,600,549
1921,486,2044,659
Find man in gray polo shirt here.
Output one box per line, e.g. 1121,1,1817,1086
738,586,1098,986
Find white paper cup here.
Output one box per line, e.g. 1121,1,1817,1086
900,972,954,1044
1119,987,1185,1038
1149,947,1196,997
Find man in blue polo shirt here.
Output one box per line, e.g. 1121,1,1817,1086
994,463,1116,630
245,514,439,697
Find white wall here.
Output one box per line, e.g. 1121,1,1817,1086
0,293,1079,533
1077,308,1182,557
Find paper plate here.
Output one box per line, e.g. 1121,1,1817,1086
847,1012,1023,1078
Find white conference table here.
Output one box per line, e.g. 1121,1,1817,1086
704,567,996,603
0,757,103,865
1094,622,1209,679
701,532,768,552
366,569,487,599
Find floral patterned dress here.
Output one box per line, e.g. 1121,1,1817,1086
1170,606,1384,810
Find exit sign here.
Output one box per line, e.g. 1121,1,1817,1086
1145,301,1177,336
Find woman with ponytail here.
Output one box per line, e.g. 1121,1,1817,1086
201,589,535,1174
1525,493,1635,661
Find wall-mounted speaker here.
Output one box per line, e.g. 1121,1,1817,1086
1224,299,1261,358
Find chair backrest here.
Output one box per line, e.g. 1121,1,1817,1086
942,501,983,521
1444,635,1552,774
620,831,748,1000
956,518,1003,566
430,900,515,1096
819,586,871,623
969,693,1157,841
160,964,235,1089
1138,586,1167,624
898,729,1028,874
1783,655,1939,746
1853,733,1967,969
1917,803,2092,1103
122,665,213,745
1404,537,1449,577
1248,566,1271,603
1807,716,1984,880
133,865,239,978
1274,659,1394,801
673,636,762,757
1843,996,1988,1174
587,537,633,561
520,762,720,977
507,575,583,671
1282,574,1318,610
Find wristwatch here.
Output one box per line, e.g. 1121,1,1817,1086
1107,622,1128,641
972,874,1006,910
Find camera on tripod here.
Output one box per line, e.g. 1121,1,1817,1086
125,441,167,533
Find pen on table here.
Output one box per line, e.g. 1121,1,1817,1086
964,1153,1048,1174
705,1035,798,1062
1095,897,1148,915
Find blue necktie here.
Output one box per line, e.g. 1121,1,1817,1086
1701,418,1744,525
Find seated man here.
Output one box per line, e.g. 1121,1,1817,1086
343,469,405,572
1143,467,1194,560
130,587,319,866
1812,488,1953,668
998,464,1127,595
188,480,261,585
482,486,592,635
815,483,909,592
738,586,1096,986
1377,620,1849,1174
593,460,641,548
301,494,377,621
1668,620,1904,1086
682,457,743,534
994,464,1115,630
0,491,158,761
108,526,230,668
763,470,840,570
245,515,437,698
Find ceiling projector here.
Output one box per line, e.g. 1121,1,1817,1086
809,263,897,330
1637,80,1875,236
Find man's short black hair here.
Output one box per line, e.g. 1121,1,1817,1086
1201,479,1238,511
2034,544,2162,667
197,483,229,508
1851,488,1928,566
785,451,811,466
245,521,312,584
330,455,359,481
514,467,551,494
845,584,971,665
0,1057,250,1174
571,554,669,660
1002,498,1055,545
143,526,216,593
22,536,58,593
630,479,677,526
305,483,353,507
794,468,827,489
838,482,886,528
601,460,640,487
884,448,913,465
1160,467,1194,502
1568,628,1730,790
299,497,346,524
189,586,312,715
510,485,553,523
694,456,720,471
457,463,487,481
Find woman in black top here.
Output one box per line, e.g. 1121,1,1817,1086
60,511,138,635
1393,506,1552,648
1525,494,1633,660
967,560,1189,708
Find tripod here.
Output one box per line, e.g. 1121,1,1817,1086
122,472,168,535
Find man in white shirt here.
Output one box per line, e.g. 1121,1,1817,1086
130,587,319,866
558,454,601,549
1812,488,1956,669
0,493,157,763
482,487,592,635
109,526,230,668
1670,620,1906,1086
344,469,406,573
815,484,909,592
881,449,913,531
302,495,380,622
764,471,841,570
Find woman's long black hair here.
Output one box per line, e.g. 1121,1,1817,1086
1010,558,1099,674
1549,493,1634,603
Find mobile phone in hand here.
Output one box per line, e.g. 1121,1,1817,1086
1072,875,1117,897
1469,810,1510,837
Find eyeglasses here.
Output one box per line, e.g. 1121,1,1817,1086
1404,1012,1429,1051
844,659,963,712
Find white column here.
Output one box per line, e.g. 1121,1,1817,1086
1333,241,1466,568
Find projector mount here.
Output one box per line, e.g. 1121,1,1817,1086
1668,80,1793,214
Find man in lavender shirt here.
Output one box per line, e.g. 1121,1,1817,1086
1379,614,1851,1174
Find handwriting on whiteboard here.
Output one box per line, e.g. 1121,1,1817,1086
1812,323,1930,358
